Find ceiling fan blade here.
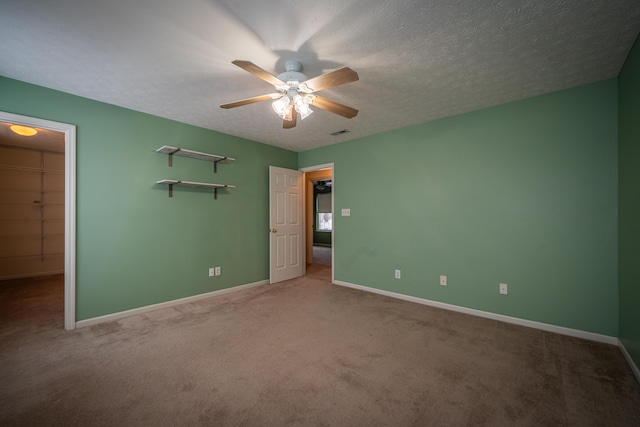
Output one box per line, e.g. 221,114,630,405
312,96,358,118
283,109,297,129
303,67,359,92
232,60,285,86
220,93,281,109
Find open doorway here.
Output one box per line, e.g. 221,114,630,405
301,164,333,283
0,121,65,330
311,179,332,264
0,111,76,330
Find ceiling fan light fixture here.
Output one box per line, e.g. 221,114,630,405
293,94,314,120
297,106,313,120
295,102,313,120
272,95,290,116
281,104,294,121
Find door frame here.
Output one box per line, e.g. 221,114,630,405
300,163,334,283
0,111,77,330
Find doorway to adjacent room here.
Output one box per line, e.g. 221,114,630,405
301,164,333,283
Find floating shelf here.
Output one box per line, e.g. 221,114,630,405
156,179,235,199
156,146,234,173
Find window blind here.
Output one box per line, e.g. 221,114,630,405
317,192,331,213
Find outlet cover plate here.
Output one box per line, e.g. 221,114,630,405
215,266,221,276
500,283,508,295
209,268,215,277
395,269,401,279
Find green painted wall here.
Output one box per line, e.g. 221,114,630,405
300,80,619,336
313,231,332,246
619,36,640,367
0,73,624,337
0,76,297,320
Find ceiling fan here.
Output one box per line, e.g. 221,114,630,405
220,60,359,129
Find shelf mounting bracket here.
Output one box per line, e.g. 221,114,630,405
213,157,227,173
167,148,181,167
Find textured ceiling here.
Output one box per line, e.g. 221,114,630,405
1,0,639,152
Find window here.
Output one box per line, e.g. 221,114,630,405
317,212,332,231
316,192,332,231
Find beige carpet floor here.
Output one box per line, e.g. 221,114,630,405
312,246,331,266
1,270,639,426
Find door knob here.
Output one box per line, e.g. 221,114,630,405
271,228,278,233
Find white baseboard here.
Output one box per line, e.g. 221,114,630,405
333,280,618,345
76,280,269,328
619,339,640,383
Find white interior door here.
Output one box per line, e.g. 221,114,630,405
269,166,303,284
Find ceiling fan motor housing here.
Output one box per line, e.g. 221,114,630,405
277,60,308,86
277,71,308,86
284,60,302,72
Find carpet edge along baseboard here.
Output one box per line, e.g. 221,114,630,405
332,280,618,346
75,280,269,328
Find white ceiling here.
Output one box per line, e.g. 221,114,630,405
1,0,639,152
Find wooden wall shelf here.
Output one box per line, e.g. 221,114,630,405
156,145,235,173
156,179,235,199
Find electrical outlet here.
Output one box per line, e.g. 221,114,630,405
208,268,216,277
215,266,221,276
395,269,401,279
500,283,508,295
341,208,351,216
440,275,447,286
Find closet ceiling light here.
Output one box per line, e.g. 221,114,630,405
10,125,38,136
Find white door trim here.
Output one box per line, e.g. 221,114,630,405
0,111,77,330
300,163,334,283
